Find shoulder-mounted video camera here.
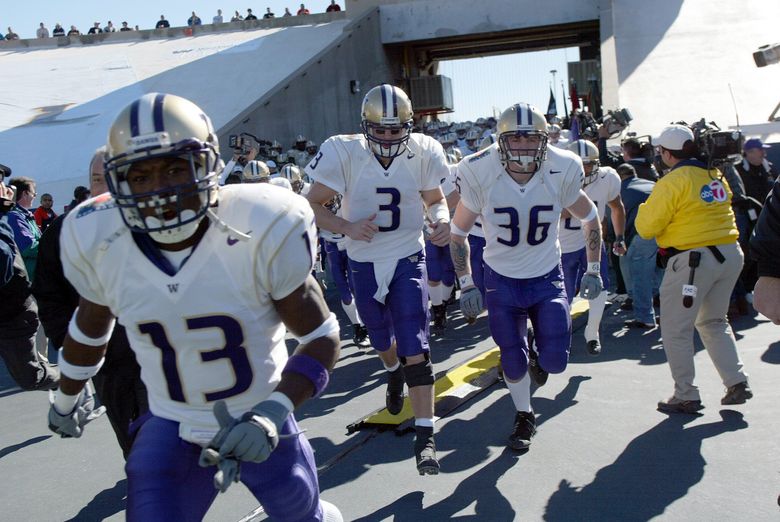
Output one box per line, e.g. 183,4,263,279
686,119,743,166
601,108,633,137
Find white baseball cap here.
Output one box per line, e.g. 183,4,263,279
654,124,694,150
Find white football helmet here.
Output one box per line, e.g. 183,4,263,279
104,92,219,244
281,164,305,194
496,103,548,175
361,84,414,160
479,133,497,151
242,160,270,183
567,139,600,186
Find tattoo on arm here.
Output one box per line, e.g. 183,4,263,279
587,228,601,252
450,240,471,274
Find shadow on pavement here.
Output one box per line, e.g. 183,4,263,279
0,435,51,460
65,479,127,522
760,341,780,365
543,410,747,521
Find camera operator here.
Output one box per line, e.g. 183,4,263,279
0,163,59,391
636,124,751,414
621,137,659,181
750,178,780,323
597,125,626,169
218,133,260,185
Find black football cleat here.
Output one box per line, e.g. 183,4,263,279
508,411,536,450
414,426,439,475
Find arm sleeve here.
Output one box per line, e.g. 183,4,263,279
256,198,319,300
59,213,109,306
455,162,482,214
750,179,780,277
30,216,80,347
635,177,675,240
304,138,346,194
0,220,16,287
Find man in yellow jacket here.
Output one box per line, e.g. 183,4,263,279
636,124,752,414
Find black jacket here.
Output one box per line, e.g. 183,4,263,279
0,218,34,320
750,179,780,278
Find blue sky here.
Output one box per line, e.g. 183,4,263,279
7,1,578,123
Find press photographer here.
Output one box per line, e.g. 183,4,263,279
219,132,269,185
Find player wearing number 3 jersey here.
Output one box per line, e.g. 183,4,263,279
450,103,602,451
51,93,343,521
306,84,450,475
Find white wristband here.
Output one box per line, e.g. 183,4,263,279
451,222,470,237
293,312,340,345
587,262,601,274
427,202,450,224
582,203,598,223
53,390,81,415
459,274,474,288
57,348,105,380
68,309,115,346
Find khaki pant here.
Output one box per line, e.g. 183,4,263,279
659,242,747,401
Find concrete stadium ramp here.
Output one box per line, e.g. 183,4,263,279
0,18,350,208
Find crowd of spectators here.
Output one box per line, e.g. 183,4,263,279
4,3,342,41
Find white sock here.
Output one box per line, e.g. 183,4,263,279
506,372,532,413
320,500,344,522
442,284,453,301
384,361,401,372
414,417,435,429
341,300,360,325
429,283,443,306
585,290,608,342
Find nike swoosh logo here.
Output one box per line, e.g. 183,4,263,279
550,170,561,174
227,229,252,246
486,288,496,293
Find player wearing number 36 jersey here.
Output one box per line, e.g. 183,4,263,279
306,84,450,476
51,93,342,522
450,102,603,452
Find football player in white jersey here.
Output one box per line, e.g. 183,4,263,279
560,140,626,355
449,103,603,451
306,84,450,475
47,93,342,521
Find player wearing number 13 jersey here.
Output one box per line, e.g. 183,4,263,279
450,103,603,451
306,84,451,475
51,93,342,521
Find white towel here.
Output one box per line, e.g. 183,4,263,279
372,259,398,304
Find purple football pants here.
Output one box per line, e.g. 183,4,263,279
324,241,354,305
484,263,571,381
126,413,322,522
425,241,455,286
347,251,430,357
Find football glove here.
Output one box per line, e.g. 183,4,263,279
460,286,483,321
47,384,106,438
579,272,603,300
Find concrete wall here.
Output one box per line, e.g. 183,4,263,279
219,8,402,148
609,0,780,137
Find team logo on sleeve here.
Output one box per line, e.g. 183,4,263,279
700,180,727,203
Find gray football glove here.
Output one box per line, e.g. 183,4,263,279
579,272,603,300
47,384,106,438
199,401,241,493
460,286,484,322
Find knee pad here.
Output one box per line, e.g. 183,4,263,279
402,358,434,388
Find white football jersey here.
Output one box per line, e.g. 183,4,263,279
559,166,621,253
457,144,584,278
306,132,448,263
60,186,317,441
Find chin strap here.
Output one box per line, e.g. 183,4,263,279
206,208,252,242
